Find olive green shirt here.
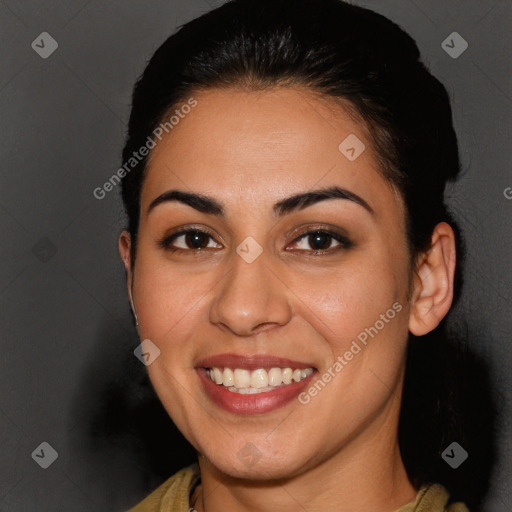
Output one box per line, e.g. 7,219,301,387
128,463,469,512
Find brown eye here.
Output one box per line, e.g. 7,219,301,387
288,229,354,254
307,232,334,251
182,231,210,249
158,229,222,252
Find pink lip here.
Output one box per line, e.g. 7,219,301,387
195,353,315,371
196,367,317,416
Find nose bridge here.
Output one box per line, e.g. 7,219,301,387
209,246,292,335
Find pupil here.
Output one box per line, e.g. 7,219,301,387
310,232,330,250
187,232,208,249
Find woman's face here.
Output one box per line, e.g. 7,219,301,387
122,86,414,480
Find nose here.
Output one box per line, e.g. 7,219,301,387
209,250,293,337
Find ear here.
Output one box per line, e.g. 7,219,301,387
408,222,456,336
118,230,135,313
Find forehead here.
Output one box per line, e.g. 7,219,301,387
140,86,402,220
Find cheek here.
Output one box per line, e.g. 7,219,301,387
132,250,220,341
291,261,409,434
289,253,408,351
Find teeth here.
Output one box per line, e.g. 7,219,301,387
222,368,234,387
207,366,313,392
213,367,223,385
234,369,251,388
251,368,268,388
282,368,292,384
268,367,282,386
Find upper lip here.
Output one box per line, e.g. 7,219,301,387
196,353,316,371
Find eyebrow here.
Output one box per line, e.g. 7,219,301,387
147,186,374,217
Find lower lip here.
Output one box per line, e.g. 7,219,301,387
197,368,316,415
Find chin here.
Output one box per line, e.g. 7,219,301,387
200,443,313,482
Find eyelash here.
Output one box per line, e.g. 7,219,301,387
157,226,354,256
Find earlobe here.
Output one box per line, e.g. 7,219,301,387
408,222,456,336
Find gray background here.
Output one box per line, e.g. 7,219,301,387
1,0,510,511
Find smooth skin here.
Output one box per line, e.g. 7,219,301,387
119,86,456,512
